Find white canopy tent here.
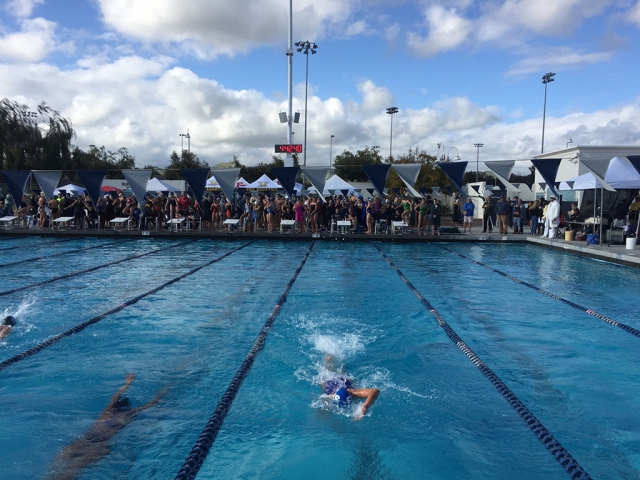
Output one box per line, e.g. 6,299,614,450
246,174,281,190
53,183,86,196
147,177,180,192
308,174,356,196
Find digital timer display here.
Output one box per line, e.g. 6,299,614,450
275,144,303,154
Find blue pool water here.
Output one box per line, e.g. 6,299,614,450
0,238,639,479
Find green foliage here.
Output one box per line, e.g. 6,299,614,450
0,98,135,178
333,146,383,182
161,151,210,180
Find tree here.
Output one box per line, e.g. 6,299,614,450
163,151,210,180
333,146,383,182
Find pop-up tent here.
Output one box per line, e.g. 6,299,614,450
246,174,281,190
603,156,640,189
310,174,355,196
54,183,86,195
147,177,180,192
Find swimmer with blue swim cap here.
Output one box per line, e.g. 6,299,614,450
322,356,380,421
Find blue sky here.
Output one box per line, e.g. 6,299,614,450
1,0,640,171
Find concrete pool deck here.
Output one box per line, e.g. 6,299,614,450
1,225,639,269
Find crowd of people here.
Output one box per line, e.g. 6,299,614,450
2,188,639,238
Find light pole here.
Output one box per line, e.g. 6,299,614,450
447,147,460,162
285,0,294,167
541,72,555,154
386,107,398,159
330,134,335,175
180,131,191,158
295,40,318,167
474,143,484,182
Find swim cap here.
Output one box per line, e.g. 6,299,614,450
333,387,351,407
112,397,132,412
3,316,15,326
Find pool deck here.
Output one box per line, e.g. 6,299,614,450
1,225,639,269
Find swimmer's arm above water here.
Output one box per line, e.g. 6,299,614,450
347,388,380,418
101,373,135,416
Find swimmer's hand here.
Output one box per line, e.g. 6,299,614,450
352,406,367,421
125,373,135,384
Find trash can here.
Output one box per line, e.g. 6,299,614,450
564,230,574,241
626,237,637,250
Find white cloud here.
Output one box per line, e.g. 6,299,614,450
0,17,57,62
408,0,616,57
96,0,356,59
629,1,640,27
506,47,613,76
407,6,472,57
5,0,44,18
1,56,639,169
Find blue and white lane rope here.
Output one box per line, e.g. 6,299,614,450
0,238,136,268
373,243,591,480
174,241,316,480
0,239,200,297
0,241,255,372
437,245,640,339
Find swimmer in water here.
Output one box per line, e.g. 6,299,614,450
47,373,167,480
322,356,379,421
0,315,15,340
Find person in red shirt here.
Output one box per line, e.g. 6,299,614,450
177,192,191,218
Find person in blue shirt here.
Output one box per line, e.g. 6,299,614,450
462,198,475,234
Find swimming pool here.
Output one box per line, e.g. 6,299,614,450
0,238,639,479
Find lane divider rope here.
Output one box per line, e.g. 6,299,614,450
436,244,640,339
0,241,255,372
0,239,200,297
174,241,316,480
0,239,137,268
0,237,70,252
373,243,591,480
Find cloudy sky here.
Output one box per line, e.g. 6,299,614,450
1,0,640,171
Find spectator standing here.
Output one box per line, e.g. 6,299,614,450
541,196,560,238
462,198,475,234
511,197,525,234
495,197,509,234
482,196,494,233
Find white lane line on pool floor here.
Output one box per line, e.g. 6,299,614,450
0,241,256,372
436,244,640,339
175,241,316,480
373,243,591,480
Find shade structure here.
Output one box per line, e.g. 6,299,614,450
361,164,391,199
391,164,423,198
208,169,241,201
78,170,107,207
580,158,615,192
314,174,355,196
1,171,31,205
301,167,330,198
437,161,467,196
271,167,300,198
147,177,180,192
181,168,210,202
122,169,151,207
32,170,62,200
603,156,640,189
531,159,561,197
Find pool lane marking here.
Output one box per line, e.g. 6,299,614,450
0,237,70,252
175,241,315,480
0,241,255,372
0,238,137,268
373,243,591,480
0,239,200,297
436,244,640,339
